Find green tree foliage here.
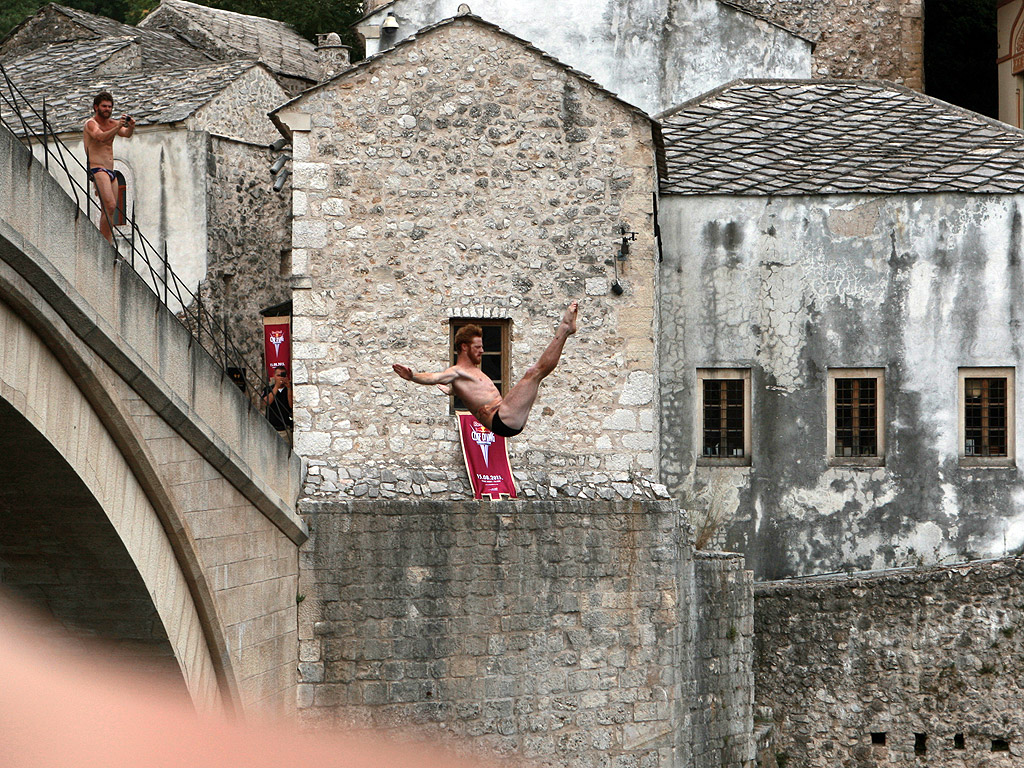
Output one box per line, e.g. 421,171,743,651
1,0,364,56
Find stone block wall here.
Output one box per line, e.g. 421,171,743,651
693,553,754,768
203,135,291,378
754,559,1024,768
191,65,292,380
296,498,712,767
282,17,661,502
728,0,924,89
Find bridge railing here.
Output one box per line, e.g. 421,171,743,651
0,64,270,405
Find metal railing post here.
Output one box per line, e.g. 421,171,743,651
41,98,47,170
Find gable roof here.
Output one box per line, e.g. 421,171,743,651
658,79,1024,196
715,0,817,44
3,53,263,135
138,0,319,83
0,3,212,70
277,13,654,126
273,12,666,176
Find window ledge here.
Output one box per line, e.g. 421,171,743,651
829,458,885,468
959,457,1015,469
697,456,752,468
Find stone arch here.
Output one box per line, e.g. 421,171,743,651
0,261,238,714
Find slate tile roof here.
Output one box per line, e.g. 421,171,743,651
0,3,213,71
658,80,1024,195
137,0,319,82
2,51,259,135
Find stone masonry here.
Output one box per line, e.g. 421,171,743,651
279,16,661,502
191,64,292,379
727,0,924,88
295,498,757,768
693,553,755,768
755,558,1024,767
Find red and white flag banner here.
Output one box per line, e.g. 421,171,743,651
263,316,291,377
457,413,517,500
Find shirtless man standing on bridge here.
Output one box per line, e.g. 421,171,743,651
84,91,134,242
393,301,578,438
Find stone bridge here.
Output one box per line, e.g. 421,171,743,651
0,125,303,716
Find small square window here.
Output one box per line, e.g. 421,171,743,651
828,368,885,467
696,369,751,466
449,319,510,414
959,368,1015,468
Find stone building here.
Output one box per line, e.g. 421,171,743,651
136,0,323,95
354,0,814,115
726,0,924,88
273,13,664,501
0,1,316,374
658,78,1024,579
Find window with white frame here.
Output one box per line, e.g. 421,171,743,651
697,368,751,466
960,367,1015,467
827,368,885,467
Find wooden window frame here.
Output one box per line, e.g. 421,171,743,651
827,368,885,467
696,368,752,467
448,318,510,414
959,367,1015,468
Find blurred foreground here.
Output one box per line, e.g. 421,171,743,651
0,592,497,768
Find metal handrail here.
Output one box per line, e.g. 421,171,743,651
0,64,270,406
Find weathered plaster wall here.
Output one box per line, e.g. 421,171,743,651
285,19,662,501
660,192,1024,578
39,127,209,304
726,0,924,88
360,0,811,115
295,498,753,768
755,558,1024,768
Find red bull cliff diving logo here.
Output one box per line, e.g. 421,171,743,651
269,329,285,355
470,422,495,466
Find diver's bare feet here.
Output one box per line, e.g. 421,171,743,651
561,301,578,336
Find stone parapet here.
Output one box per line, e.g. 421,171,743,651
755,558,1024,767
297,498,696,766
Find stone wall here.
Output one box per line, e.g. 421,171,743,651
659,192,1024,579
282,18,662,502
202,135,291,378
754,558,1024,768
190,64,286,145
190,65,292,380
693,553,754,768
726,0,924,89
296,498,712,766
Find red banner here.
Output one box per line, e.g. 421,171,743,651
457,413,517,500
263,316,291,377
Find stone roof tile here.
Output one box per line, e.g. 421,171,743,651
137,0,319,82
0,3,213,71
659,79,1024,195
3,53,260,135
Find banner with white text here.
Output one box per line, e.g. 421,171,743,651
263,316,291,377
457,413,517,500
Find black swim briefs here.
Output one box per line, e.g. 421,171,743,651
490,411,523,438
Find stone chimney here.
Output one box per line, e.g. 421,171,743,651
315,32,350,81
